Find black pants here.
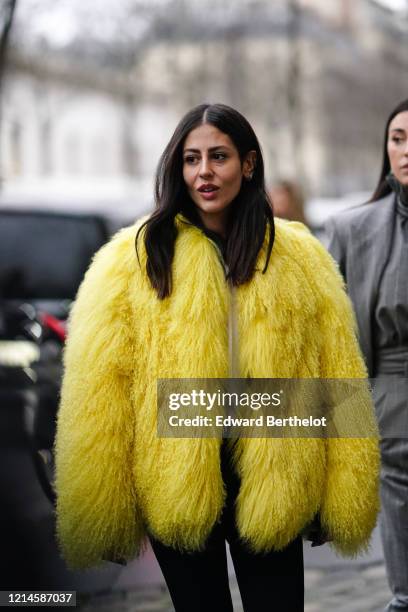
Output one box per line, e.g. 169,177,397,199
149,442,304,612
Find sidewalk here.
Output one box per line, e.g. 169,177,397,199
78,562,390,612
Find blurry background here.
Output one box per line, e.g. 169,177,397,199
1,0,408,225
0,1,407,609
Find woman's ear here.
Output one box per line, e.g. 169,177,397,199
243,150,257,180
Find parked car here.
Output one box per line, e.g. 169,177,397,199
0,207,130,592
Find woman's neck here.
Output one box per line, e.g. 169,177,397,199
387,172,408,207
197,210,229,239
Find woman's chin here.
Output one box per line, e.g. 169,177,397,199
195,202,231,216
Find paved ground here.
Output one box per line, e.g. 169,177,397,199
1,399,391,612
78,561,390,611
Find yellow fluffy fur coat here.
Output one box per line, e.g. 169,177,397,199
55,216,380,568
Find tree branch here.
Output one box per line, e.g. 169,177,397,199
0,0,17,87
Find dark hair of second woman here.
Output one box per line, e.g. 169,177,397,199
369,98,408,203
136,103,275,299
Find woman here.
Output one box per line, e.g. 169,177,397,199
326,98,408,612
55,103,379,612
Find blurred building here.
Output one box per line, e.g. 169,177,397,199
0,0,407,205
0,51,159,211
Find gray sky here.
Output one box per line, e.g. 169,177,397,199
13,0,171,48
374,0,407,9
13,0,408,50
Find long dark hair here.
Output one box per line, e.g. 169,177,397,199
136,103,275,299
369,98,408,202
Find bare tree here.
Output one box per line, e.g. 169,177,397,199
0,0,17,189
0,0,17,89
286,0,305,186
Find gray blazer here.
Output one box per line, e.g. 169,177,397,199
325,193,396,377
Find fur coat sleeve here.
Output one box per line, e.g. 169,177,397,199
54,227,144,569
302,229,380,555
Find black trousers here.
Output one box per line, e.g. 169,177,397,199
149,442,304,612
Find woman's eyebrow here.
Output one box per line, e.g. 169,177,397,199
183,145,232,153
390,128,405,133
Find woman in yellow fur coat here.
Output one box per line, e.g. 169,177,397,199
55,103,379,611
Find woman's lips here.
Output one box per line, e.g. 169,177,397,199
199,190,219,201
197,185,220,200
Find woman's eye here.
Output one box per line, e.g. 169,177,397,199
391,137,404,145
213,153,227,161
184,156,198,164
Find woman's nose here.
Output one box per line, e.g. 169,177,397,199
199,158,213,177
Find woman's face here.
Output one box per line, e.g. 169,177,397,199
387,111,408,187
182,123,255,235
